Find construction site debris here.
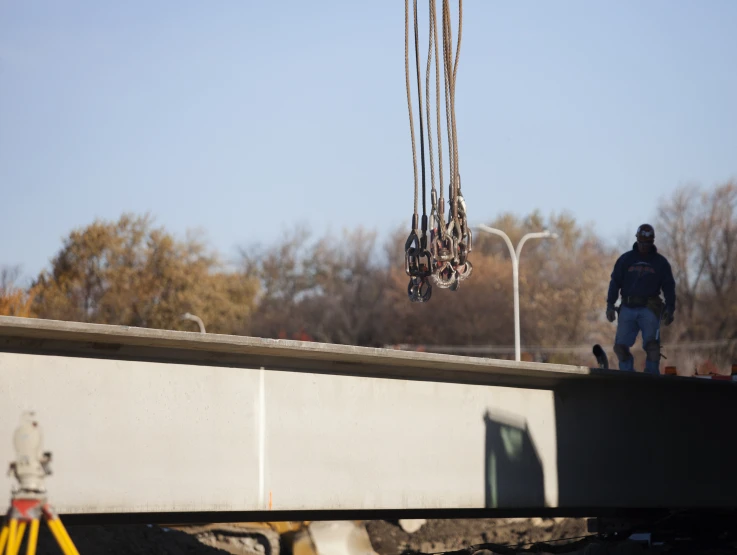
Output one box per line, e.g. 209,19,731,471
365,518,588,555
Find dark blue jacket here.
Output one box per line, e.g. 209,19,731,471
607,243,676,312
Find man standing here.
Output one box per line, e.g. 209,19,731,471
606,224,676,374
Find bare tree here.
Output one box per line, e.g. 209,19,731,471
240,225,396,346
657,180,737,370
656,185,705,341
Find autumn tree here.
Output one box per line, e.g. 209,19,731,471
518,212,617,359
0,266,36,317
30,214,258,333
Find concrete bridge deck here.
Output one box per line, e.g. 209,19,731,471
0,316,735,523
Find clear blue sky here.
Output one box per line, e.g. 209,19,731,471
1,1,736,282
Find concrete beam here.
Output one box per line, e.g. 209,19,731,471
0,317,735,521
0,316,593,389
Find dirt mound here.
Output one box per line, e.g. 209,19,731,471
365,518,589,555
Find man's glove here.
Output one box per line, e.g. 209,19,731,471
606,306,616,323
662,309,674,326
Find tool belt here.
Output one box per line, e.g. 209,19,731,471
622,295,664,317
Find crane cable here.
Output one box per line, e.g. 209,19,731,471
404,0,419,220
433,0,468,289
404,0,472,301
443,0,457,216
441,0,473,288
426,0,441,240
404,0,432,302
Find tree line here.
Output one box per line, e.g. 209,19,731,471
1,180,736,372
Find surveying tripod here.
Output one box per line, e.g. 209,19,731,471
0,412,80,555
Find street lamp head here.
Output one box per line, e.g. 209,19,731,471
180,312,206,333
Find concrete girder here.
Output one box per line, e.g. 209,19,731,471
0,316,735,522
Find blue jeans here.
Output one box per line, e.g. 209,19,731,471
615,306,661,374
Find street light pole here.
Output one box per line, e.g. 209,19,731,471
181,312,206,334
477,225,557,362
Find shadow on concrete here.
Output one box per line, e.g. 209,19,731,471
484,409,545,509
